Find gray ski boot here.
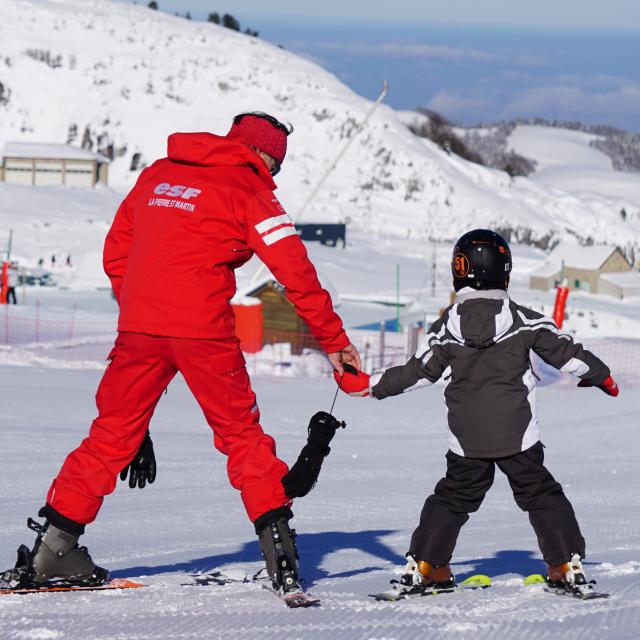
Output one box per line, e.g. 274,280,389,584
4,517,108,588
257,515,301,594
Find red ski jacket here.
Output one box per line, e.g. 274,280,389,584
103,132,349,353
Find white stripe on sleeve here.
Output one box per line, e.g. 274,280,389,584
262,226,298,246
560,357,590,377
255,214,293,235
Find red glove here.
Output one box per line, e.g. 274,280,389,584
578,375,619,397
334,363,370,397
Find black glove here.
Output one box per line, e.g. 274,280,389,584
120,431,157,489
282,411,346,499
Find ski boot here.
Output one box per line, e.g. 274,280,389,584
546,553,588,589
544,553,609,599
399,554,455,591
1,516,108,589
256,510,301,595
547,553,588,588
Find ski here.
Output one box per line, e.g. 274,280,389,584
523,574,610,600
262,584,320,608
369,574,491,602
184,569,320,608
0,577,143,596
182,569,249,587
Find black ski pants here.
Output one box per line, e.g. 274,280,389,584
409,441,585,567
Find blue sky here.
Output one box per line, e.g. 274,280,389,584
126,1,640,131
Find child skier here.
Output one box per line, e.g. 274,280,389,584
336,228,619,595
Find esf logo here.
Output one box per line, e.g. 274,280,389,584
153,183,201,199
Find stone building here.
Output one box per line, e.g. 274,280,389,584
529,243,633,296
0,142,109,188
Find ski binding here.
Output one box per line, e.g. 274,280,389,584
370,573,491,601
523,573,610,600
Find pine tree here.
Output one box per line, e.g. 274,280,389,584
207,12,220,24
147,1,158,9
222,13,240,31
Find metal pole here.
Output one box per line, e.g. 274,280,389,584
431,243,436,298
396,263,401,332
250,81,389,285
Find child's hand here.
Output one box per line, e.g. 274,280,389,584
577,375,619,397
333,363,370,397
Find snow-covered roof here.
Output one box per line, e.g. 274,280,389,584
234,270,340,307
599,271,640,287
546,243,619,271
529,262,560,278
2,142,109,163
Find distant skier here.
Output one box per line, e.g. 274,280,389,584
7,262,18,304
337,229,619,594
5,112,361,596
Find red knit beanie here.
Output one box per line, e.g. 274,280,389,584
226,113,290,165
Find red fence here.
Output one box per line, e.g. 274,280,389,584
1,306,638,385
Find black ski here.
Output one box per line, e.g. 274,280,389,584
370,574,491,602
523,574,610,600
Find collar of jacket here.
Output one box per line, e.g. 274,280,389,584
166,132,277,190
447,288,513,347
455,287,510,305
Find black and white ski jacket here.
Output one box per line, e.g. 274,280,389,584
370,288,610,458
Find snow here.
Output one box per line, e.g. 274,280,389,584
2,142,107,162
508,125,640,204
0,228,639,640
0,368,639,639
599,271,640,287
545,243,621,271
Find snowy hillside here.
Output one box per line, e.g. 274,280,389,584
507,125,640,205
1,0,639,252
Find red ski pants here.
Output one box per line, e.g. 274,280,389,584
46,332,291,524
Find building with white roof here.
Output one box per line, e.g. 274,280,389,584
0,142,109,188
529,243,632,295
598,271,640,300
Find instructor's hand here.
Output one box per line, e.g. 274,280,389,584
328,343,361,374
120,431,157,489
333,363,371,397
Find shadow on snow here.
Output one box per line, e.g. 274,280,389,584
112,529,403,586
112,529,550,586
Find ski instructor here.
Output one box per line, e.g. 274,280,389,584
10,112,361,595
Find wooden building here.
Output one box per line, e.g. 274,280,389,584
246,280,317,354
234,273,340,354
529,244,632,294
0,142,109,188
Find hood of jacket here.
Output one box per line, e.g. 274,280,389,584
167,132,276,190
446,288,514,348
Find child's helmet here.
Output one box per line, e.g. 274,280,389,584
451,229,512,291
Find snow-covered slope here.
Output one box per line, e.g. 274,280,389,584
1,0,639,252
1,368,639,639
508,125,640,204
